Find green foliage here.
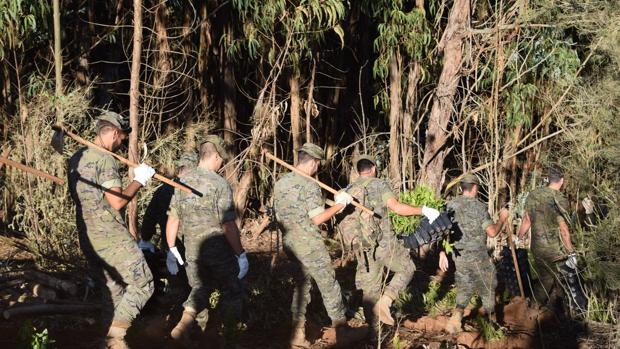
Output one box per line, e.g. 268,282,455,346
390,185,444,235
228,0,345,66
474,315,505,342
586,289,617,324
0,0,50,59
18,321,53,349
394,282,456,317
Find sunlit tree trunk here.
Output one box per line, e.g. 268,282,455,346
389,54,402,188
290,74,301,164
418,0,470,193
127,0,143,241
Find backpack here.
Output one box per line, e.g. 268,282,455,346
338,178,383,251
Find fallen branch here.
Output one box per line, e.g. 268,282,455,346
3,303,100,320
0,270,78,296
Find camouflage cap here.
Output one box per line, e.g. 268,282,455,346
198,134,231,160
298,143,325,161
355,155,376,168
97,111,131,133
460,173,480,185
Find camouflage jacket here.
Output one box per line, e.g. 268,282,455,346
168,167,236,245
524,186,569,258
273,172,325,243
68,147,126,234
447,196,493,262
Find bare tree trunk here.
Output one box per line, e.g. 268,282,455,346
418,0,470,193
402,63,421,188
127,0,143,241
223,36,237,182
290,74,301,164
198,2,211,112
388,54,402,188
52,0,63,121
305,61,316,144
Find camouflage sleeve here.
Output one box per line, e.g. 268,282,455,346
481,209,493,231
306,183,325,219
218,182,236,223
167,187,182,219
99,154,122,189
378,180,397,205
555,193,570,223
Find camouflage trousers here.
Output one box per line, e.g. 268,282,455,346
454,257,496,312
529,254,563,307
183,235,242,322
284,235,346,323
355,233,415,302
356,233,414,326
80,226,154,325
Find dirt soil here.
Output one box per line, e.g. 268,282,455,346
0,223,611,348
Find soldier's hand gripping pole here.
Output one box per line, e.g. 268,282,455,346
262,150,375,216
51,125,197,195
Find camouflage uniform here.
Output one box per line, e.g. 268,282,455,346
347,177,415,307
68,147,154,325
168,166,242,318
447,196,496,311
524,187,569,304
273,171,347,323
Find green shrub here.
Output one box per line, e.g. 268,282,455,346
390,185,444,236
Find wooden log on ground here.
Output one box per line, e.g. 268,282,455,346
3,303,100,319
0,270,77,296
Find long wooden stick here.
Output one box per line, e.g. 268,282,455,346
52,125,195,195
263,151,375,216
0,147,11,170
506,223,525,298
0,156,65,185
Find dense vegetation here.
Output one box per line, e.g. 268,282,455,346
0,0,618,343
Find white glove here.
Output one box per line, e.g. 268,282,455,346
166,250,179,275
335,191,353,206
582,197,594,215
138,239,156,253
133,163,155,186
565,253,578,270
422,206,440,224
237,251,249,279
512,236,520,246
169,246,184,265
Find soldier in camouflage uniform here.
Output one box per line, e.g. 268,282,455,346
68,111,156,349
440,173,508,334
343,156,440,329
273,143,366,348
517,166,576,309
165,135,248,342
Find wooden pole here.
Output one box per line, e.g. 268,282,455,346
0,156,65,185
506,224,525,298
51,125,195,195
263,151,375,216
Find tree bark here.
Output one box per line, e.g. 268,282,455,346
418,0,470,193
402,62,421,187
305,61,316,144
389,54,402,188
127,0,143,241
52,0,63,121
290,74,301,164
